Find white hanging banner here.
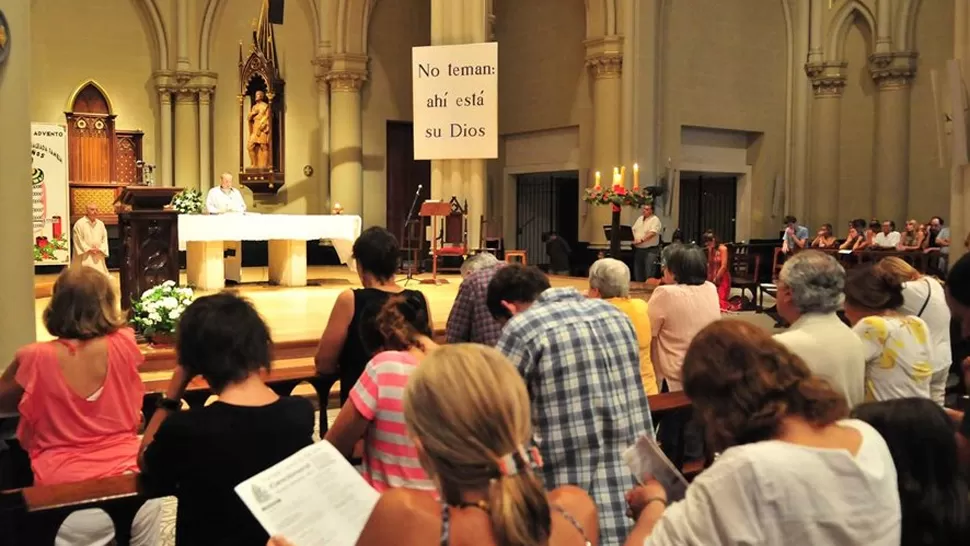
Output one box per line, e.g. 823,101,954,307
412,42,498,160
31,123,71,265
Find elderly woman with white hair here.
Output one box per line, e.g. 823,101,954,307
589,258,659,395
772,250,867,407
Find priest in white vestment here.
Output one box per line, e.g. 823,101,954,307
72,204,109,275
205,173,246,283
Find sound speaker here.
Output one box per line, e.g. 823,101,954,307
269,0,284,24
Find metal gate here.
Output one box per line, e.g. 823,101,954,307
678,174,737,244
515,172,579,268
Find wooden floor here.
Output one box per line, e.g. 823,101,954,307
33,266,592,343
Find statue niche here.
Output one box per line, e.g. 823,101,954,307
238,0,285,194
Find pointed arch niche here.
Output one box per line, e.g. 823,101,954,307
65,81,145,225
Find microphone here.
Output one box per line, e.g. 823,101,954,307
417,184,423,190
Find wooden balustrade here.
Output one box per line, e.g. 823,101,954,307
0,391,695,546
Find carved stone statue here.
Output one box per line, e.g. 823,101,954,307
247,90,271,168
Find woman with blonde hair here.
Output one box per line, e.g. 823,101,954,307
0,266,160,545
624,320,900,545
272,345,598,546
875,257,951,405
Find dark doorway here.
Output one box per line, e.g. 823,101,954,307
678,173,737,244
386,121,431,262
515,172,579,270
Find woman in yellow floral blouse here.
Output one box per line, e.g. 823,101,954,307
843,263,934,401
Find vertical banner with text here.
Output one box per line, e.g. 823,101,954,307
31,124,71,265
412,42,498,160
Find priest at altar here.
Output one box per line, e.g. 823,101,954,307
205,173,246,283
72,203,109,275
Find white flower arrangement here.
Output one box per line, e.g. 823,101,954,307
172,188,204,214
131,280,194,336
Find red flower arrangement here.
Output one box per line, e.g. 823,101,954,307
583,185,654,213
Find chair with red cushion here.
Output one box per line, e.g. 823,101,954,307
433,197,468,273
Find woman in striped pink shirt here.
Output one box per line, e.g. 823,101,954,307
325,296,439,494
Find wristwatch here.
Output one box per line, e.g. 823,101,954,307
155,397,181,412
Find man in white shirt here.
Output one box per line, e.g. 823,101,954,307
205,173,246,283
206,173,247,214
72,203,110,275
873,220,901,249
773,250,867,407
631,204,662,282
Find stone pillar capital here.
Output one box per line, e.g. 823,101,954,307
869,51,918,90
327,54,369,92
198,86,215,106
806,62,847,97
174,89,197,104
584,35,623,79
313,56,333,92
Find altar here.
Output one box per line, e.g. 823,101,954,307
179,213,361,290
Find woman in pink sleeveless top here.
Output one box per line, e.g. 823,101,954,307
0,267,160,545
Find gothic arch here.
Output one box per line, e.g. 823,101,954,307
134,0,170,70
897,0,924,51
584,0,618,38
200,0,321,70
826,0,877,62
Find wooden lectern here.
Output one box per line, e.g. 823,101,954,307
117,187,182,309
419,200,454,285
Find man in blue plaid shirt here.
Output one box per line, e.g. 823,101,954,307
488,265,654,546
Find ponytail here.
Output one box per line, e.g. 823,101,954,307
487,472,551,546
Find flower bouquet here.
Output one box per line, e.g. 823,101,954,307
131,281,194,342
33,234,70,262
171,188,204,214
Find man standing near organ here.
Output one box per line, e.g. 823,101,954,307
72,203,109,275
206,173,247,284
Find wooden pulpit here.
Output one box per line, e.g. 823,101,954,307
117,187,182,309
419,201,455,285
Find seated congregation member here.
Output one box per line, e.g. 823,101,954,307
701,231,732,311
875,257,952,405
489,265,652,546
648,244,721,391
0,267,160,545
843,264,934,401
274,345,599,546
944,254,970,472
445,252,505,345
315,227,431,403
588,258,658,395
781,215,809,254
926,216,952,275
840,226,863,251
324,296,437,494
811,223,837,248
873,221,900,249
623,321,901,546
773,251,866,406
852,398,970,545
139,293,315,546
897,219,924,251
853,220,882,251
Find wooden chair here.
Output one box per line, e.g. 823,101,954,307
729,244,761,308
432,197,468,273
478,216,503,253
757,246,785,313
505,250,527,265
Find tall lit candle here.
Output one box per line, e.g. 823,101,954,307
594,171,601,189
612,167,620,188
633,163,640,190
620,166,626,187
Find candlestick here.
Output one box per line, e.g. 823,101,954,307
633,163,640,190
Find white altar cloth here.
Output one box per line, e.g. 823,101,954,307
178,213,362,289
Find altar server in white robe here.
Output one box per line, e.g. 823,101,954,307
205,173,246,283
72,204,109,275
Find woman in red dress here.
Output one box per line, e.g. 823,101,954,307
702,230,732,311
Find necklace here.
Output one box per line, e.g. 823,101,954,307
454,500,490,512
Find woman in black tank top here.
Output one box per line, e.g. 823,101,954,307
314,227,432,402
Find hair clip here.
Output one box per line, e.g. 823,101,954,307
496,445,544,476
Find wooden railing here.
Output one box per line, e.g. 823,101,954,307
0,391,695,546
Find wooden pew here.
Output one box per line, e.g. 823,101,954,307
0,392,697,546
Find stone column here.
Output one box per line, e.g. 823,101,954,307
327,54,367,216
806,63,846,228
198,88,213,189
870,53,916,224
790,0,812,221
158,88,174,186
585,37,623,246
314,57,332,213
429,0,489,249
174,90,200,190
0,0,37,365
176,0,190,70
951,0,970,264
